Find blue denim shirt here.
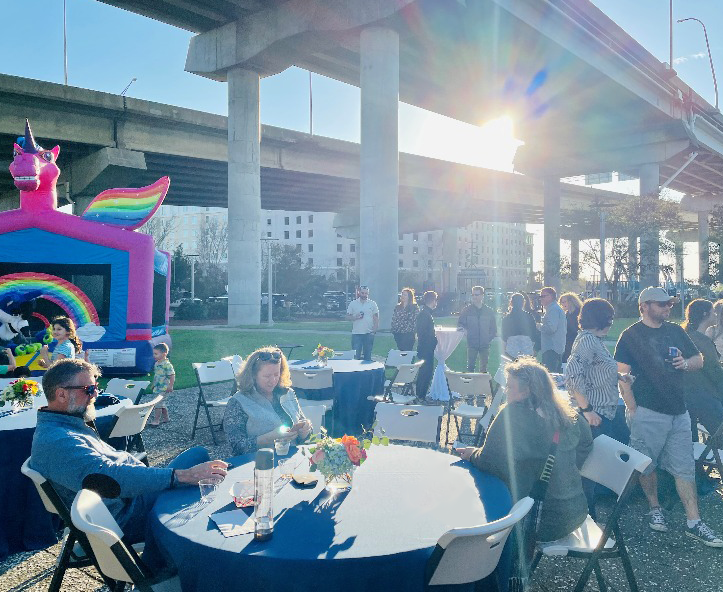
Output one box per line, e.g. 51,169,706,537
30,409,173,528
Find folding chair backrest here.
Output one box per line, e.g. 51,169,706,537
300,404,326,435
385,350,416,368
392,361,424,385
108,395,163,439
194,360,235,385
289,367,334,390
331,350,355,360
579,434,652,498
104,379,150,404
427,497,534,586
21,458,62,517
373,402,443,444
71,489,134,583
493,355,512,389
445,371,494,398
477,387,506,433
221,354,244,378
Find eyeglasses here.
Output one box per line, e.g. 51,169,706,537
359,285,369,290
62,384,99,396
649,301,674,308
256,350,282,362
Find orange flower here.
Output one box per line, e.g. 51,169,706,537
341,435,359,447
346,444,363,465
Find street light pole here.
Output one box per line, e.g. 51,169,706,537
261,238,279,326
678,17,719,110
187,254,199,300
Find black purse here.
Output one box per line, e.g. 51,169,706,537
508,430,560,592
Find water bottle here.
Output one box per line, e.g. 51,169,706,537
254,448,274,541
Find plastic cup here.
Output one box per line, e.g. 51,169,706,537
199,477,222,502
231,480,254,508
274,439,291,456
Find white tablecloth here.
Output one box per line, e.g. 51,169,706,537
429,327,465,401
0,396,130,432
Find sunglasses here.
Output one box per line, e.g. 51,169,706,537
256,350,282,362
62,384,99,396
649,301,674,308
359,286,369,290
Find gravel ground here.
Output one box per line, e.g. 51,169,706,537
2,383,723,592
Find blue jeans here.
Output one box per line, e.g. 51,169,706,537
352,333,375,361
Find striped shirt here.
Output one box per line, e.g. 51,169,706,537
564,330,619,420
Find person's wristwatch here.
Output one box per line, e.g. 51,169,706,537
579,404,593,414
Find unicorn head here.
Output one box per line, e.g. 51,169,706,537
9,120,61,211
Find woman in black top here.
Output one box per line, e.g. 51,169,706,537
682,299,723,439
390,288,419,351
501,293,539,358
559,292,583,363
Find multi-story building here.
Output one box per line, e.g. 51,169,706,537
154,206,533,291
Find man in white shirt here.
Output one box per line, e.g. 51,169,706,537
346,285,379,361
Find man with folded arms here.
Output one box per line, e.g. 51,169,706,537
30,358,227,543
615,287,722,547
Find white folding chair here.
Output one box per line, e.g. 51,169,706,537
191,360,236,444
369,360,424,405
71,487,181,592
531,435,652,592
384,349,416,368
104,378,150,405
298,403,327,435
426,497,534,587
444,371,495,446
331,350,355,360
107,395,163,465
373,402,444,445
220,354,244,378
493,355,512,389
20,459,117,592
289,366,334,409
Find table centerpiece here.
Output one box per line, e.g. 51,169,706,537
305,427,389,492
0,378,41,413
313,344,334,367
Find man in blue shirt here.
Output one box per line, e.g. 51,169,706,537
30,359,227,543
538,286,566,373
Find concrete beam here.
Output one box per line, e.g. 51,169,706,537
70,147,147,197
639,163,660,288
185,0,414,80
680,193,723,213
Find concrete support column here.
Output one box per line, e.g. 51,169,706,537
639,163,660,288
570,239,580,281
543,176,561,291
227,67,261,325
627,236,638,283
698,211,710,284
442,228,459,293
674,242,684,285
359,26,399,330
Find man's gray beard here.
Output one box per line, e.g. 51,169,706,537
83,403,96,422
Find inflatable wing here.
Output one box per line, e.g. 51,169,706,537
81,177,170,230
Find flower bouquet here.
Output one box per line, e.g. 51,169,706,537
313,344,334,367
0,378,40,412
305,427,389,491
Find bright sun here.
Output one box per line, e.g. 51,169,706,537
402,109,524,171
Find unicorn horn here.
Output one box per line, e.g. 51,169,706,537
24,119,39,154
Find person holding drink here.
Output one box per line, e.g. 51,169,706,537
223,347,313,456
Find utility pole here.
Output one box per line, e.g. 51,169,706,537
261,238,279,326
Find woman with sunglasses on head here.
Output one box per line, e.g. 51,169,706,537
223,347,313,456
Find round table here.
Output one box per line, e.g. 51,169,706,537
429,327,466,402
150,445,512,592
290,359,385,435
0,397,130,559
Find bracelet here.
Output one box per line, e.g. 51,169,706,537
682,359,689,371
580,405,593,414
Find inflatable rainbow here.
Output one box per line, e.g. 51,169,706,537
0,272,100,328
81,177,170,230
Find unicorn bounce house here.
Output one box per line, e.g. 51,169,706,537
0,120,172,375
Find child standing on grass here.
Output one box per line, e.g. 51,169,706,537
149,343,175,426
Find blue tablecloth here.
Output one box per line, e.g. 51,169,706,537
149,445,512,592
291,359,385,436
0,399,127,560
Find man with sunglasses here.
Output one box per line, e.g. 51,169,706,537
346,285,379,361
615,287,722,547
30,359,227,543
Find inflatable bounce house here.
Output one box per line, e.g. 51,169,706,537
0,120,172,375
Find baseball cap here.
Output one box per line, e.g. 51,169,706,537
638,286,675,305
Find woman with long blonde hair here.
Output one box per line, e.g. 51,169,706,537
458,357,592,543
223,346,312,455
705,299,723,360
559,292,583,363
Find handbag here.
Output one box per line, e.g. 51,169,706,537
509,430,560,592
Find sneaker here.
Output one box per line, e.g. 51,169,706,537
685,521,723,548
648,507,668,532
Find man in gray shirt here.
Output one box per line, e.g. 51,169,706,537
538,286,566,373
30,359,227,543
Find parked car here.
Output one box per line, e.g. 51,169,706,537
323,291,347,311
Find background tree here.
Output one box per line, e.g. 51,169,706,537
138,217,175,251
170,245,191,300
194,219,228,300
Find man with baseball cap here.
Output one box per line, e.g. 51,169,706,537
615,287,722,546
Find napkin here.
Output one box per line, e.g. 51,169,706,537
209,509,255,537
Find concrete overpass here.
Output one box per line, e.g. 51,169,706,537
0,72,665,236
